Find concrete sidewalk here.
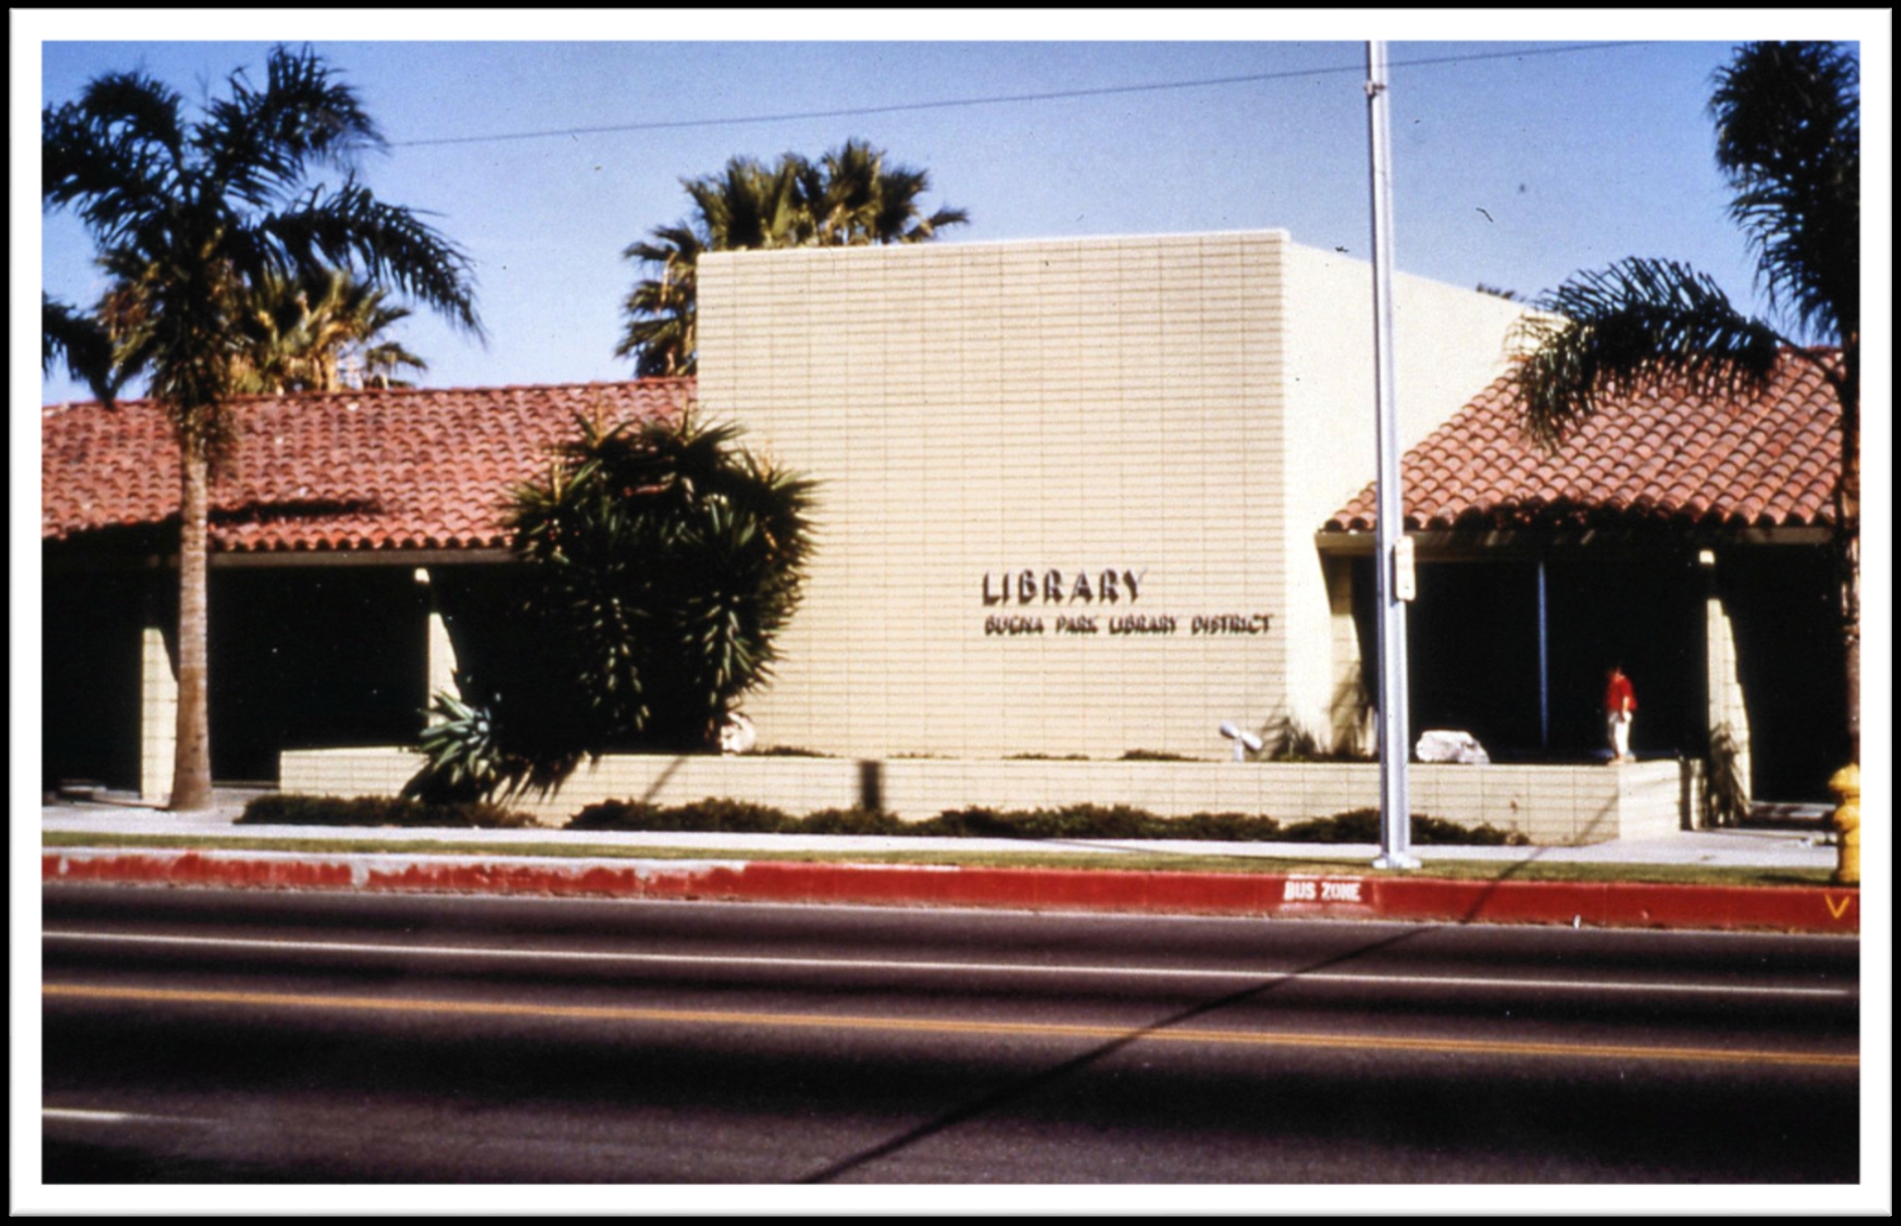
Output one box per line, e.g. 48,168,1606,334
41,790,1855,934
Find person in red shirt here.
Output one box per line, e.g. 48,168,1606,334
1604,665,1638,764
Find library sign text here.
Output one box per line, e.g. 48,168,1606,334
980,568,1271,639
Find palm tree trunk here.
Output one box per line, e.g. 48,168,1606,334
168,444,215,810
1836,344,1859,767
1843,530,1859,762
1841,437,1860,766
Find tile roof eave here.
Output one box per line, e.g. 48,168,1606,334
1314,521,1839,556
43,378,693,554
1319,353,1842,538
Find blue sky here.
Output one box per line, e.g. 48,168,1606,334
21,13,1887,405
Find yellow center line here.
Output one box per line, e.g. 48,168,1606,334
43,982,1858,1069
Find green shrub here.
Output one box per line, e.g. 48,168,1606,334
508,415,818,753
1167,811,1284,841
1276,808,1382,843
1273,808,1528,846
239,794,534,828
569,797,796,833
912,807,1034,838
566,799,669,831
797,808,909,836
1414,814,1530,846
404,692,532,804
402,415,818,805
670,798,797,833
557,798,1524,845
911,806,1278,842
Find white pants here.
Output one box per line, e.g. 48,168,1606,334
1608,711,1633,761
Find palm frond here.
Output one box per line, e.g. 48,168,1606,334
42,74,184,242
225,266,430,392
200,44,381,208
1512,257,1784,447
41,294,131,404
259,180,484,338
1710,41,1858,346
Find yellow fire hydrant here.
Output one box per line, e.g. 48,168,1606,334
1829,763,1860,887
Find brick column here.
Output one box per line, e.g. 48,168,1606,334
1325,556,1374,756
417,568,461,723
139,623,177,804
1701,551,1752,823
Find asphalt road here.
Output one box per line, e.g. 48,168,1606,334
41,886,1860,1184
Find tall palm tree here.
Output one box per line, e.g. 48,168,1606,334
1512,41,1860,761
618,141,967,376
43,44,482,810
616,157,811,378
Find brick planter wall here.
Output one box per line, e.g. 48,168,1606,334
279,749,1690,846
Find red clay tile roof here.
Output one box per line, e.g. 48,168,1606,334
1325,353,1844,534
42,380,693,553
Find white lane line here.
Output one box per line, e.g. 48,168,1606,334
42,930,1855,1000
43,1107,206,1125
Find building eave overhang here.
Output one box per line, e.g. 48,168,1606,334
43,543,519,574
1314,525,1836,558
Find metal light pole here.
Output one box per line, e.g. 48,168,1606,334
1366,41,1418,870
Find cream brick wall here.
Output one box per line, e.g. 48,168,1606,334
700,233,1286,761
697,232,1524,762
280,748,1683,846
1279,246,1527,742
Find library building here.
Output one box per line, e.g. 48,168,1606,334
42,232,1848,841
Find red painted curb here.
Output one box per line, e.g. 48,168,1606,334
42,851,356,891
41,852,1859,933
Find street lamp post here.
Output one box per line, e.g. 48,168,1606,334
1366,40,1419,870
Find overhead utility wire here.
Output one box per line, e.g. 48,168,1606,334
392,41,1651,149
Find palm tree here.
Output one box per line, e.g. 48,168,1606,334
232,267,429,393
809,138,971,246
616,224,706,379
43,44,482,810
616,156,811,378
1512,40,1860,761
618,141,967,376
684,154,815,252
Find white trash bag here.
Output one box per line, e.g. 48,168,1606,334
1414,728,1490,765
718,712,757,755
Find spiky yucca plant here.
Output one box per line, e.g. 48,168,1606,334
509,413,818,754
403,414,814,801
404,692,513,803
